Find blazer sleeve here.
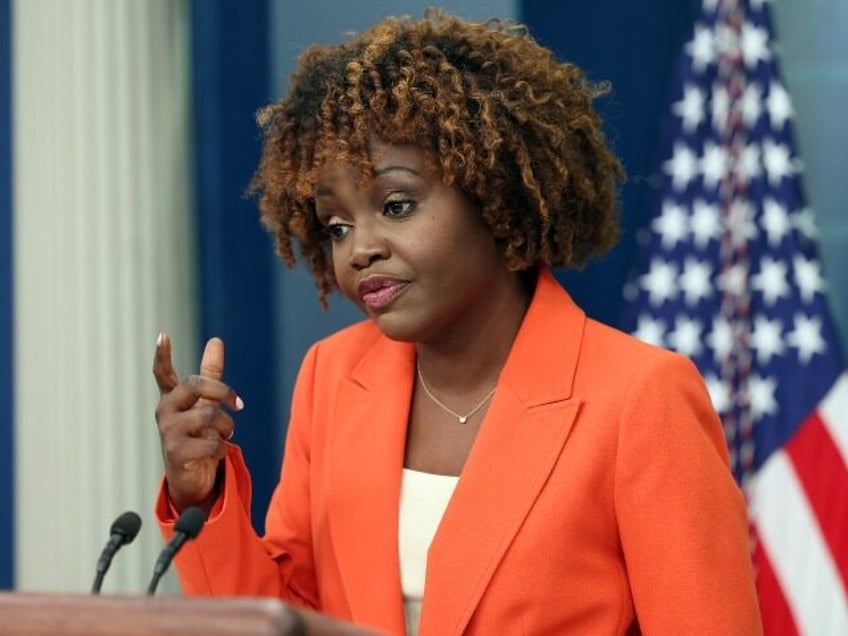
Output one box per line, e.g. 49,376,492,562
614,351,763,635
155,343,321,608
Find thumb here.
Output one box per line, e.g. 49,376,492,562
199,337,225,380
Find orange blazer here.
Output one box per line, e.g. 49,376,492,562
158,268,762,635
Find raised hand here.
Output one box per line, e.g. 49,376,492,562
153,333,244,513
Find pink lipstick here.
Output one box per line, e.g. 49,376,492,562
358,276,409,310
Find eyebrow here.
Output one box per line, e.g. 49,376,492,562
373,165,421,178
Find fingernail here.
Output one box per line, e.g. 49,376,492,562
235,396,245,411
227,430,235,440
156,331,164,347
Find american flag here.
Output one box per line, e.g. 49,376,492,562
619,0,848,632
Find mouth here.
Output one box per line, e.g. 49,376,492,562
357,276,410,310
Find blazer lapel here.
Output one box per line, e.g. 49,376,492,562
419,269,587,636
326,337,415,634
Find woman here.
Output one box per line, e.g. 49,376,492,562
153,10,762,635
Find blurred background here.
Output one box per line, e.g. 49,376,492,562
0,0,845,601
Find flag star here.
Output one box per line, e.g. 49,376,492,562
672,84,706,132
752,256,791,305
787,313,827,364
652,200,690,249
702,0,721,12
685,23,716,73
740,82,763,127
750,0,769,10
639,259,679,306
663,143,699,191
741,22,772,68
736,142,762,183
680,257,714,305
691,199,722,248
748,374,779,420
712,84,730,133
668,316,704,357
752,315,786,364
632,314,666,347
766,81,793,130
760,198,791,246
792,207,818,241
793,255,824,302
704,374,732,414
717,263,749,297
707,315,735,363
727,199,757,247
762,139,795,185
701,141,728,190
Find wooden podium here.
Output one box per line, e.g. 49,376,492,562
0,592,378,635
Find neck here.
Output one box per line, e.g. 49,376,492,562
415,269,532,395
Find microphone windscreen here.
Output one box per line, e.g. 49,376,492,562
174,506,205,539
110,511,142,544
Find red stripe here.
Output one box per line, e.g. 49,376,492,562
785,410,848,590
753,532,799,636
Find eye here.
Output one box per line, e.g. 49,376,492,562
322,221,353,242
383,199,417,218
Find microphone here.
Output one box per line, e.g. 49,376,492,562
91,511,142,594
146,506,205,595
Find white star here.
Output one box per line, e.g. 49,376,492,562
668,316,704,357
752,315,786,364
686,23,716,73
664,143,699,191
736,142,762,183
704,373,732,415
787,313,827,364
680,257,714,305
701,141,728,190
741,22,772,68
760,198,791,246
672,84,706,132
727,199,757,247
740,82,763,126
691,199,722,248
762,139,795,186
652,200,689,249
633,314,666,347
752,256,791,305
793,255,825,302
712,83,730,133
748,374,779,420
766,81,793,130
639,259,679,306
750,0,770,11
707,314,736,363
792,207,818,240
717,263,749,297
703,0,721,12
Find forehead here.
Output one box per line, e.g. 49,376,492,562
314,138,438,191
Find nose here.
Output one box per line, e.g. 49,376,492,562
347,220,390,270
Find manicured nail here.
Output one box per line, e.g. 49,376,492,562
235,396,245,411
227,430,235,440
156,331,164,347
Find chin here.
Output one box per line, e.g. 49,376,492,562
369,312,423,343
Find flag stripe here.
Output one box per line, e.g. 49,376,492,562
750,451,848,634
819,372,848,465
785,410,848,590
753,537,800,636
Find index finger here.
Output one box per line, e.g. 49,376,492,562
153,331,180,394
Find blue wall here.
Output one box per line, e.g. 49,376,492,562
0,0,15,589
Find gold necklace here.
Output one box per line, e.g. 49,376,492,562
416,363,496,424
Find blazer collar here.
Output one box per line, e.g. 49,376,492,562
326,268,586,634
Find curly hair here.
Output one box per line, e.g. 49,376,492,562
251,9,624,306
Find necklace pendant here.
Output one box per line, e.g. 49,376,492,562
458,415,468,424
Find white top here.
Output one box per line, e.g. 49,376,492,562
398,468,459,636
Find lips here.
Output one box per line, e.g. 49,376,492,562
357,276,410,310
